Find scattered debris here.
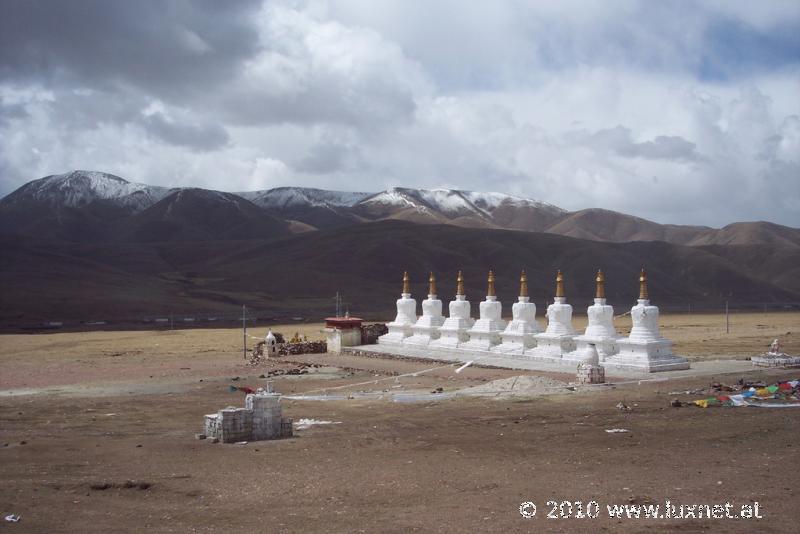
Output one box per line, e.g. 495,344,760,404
294,419,342,430
710,382,735,392
90,481,151,491
228,385,256,394
605,428,630,433
431,387,444,394
670,399,683,407
616,402,632,412
667,389,705,395
693,379,800,408
4,514,21,523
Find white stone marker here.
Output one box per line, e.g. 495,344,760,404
492,270,540,355
404,272,446,346
605,269,689,372
429,271,474,349
461,270,507,352
378,271,417,345
530,270,576,358
264,330,279,358
566,270,620,362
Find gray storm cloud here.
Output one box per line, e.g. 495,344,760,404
0,0,798,227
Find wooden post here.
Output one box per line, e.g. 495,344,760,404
242,305,247,360
725,301,729,334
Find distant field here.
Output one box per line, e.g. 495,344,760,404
1,312,796,392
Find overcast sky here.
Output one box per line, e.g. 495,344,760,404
0,0,798,227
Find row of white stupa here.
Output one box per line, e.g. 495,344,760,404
378,269,689,372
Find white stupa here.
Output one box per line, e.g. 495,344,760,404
264,329,278,358
566,270,620,362
461,270,507,351
530,270,576,358
378,271,417,345
492,270,540,355
429,271,474,349
404,272,446,346
605,269,689,371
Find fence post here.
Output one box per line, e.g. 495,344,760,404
725,301,729,334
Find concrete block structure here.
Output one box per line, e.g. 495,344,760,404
325,315,363,353
203,385,292,443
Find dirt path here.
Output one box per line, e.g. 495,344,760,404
1,313,798,532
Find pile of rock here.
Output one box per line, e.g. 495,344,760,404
361,323,388,344
278,340,327,355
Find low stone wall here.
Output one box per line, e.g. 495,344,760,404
278,340,327,355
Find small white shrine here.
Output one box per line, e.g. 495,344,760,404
264,330,279,358
460,271,507,351
492,271,540,355
605,270,690,372
378,271,417,345
365,267,690,374
404,272,445,346
566,270,619,363
530,271,577,358
429,271,474,349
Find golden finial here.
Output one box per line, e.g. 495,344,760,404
638,268,648,300
519,270,528,297
487,270,496,296
595,269,605,299
428,272,437,295
456,271,465,296
402,271,410,294
555,270,565,298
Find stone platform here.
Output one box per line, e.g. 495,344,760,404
342,344,739,378
342,345,708,380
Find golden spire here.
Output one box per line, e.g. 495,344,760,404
456,271,465,296
428,272,437,295
487,270,496,296
519,270,528,297
402,271,410,294
595,269,605,299
555,270,565,298
638,268,648,300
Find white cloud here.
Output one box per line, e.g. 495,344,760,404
0,0,798,227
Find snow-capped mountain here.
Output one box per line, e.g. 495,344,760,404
240,186,369,210
122,188,289,242
2,170,171,212
352,187,566,230
2,171,796,248
358,188,489,219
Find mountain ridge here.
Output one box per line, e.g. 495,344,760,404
1,220,798,329
1,171,797,248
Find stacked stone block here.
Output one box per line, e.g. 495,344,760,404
576,363,605,384
202,387,293,443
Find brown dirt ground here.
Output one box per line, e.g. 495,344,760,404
1,312,798,532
